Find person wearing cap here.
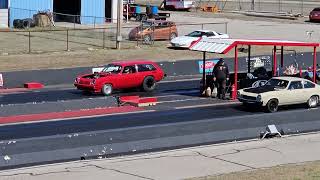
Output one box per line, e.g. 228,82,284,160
212,58,229,100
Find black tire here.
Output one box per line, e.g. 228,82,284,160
307,95,318,108
266,99,279,113
142,76,156,92
169,32,177,40
101,84,113,96
23,18,33,29
143,34,152,43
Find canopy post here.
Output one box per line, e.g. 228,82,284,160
233,45,238,100
313,46,317,83
273,46,277,76
248,45,251,73
202,51,206,91
281,46,284,68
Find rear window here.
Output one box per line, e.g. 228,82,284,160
138,64,156,72
312,8,320,11
303,81,316,88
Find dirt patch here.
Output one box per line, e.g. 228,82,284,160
188,160,320,180
0,43,312,72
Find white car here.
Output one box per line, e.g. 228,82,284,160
237,77,320,112
170,30,229,48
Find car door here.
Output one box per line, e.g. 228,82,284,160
120,65,140,88
161,22,170,40
303,80,317,101
152,22,162,40
287,81,305,104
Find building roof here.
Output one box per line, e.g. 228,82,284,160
189,38,320,54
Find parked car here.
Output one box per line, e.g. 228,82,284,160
128,20,178,43
74,60,165,96
170,30,229,48
237,77,320,112
162,0,195,10
309,7,320,22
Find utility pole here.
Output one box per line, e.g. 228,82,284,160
116,0,122,49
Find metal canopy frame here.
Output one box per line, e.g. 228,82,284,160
190,38,320,100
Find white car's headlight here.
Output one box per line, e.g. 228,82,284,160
256,95,262,102
237,91,241,97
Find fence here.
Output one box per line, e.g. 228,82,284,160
0,22,228,54
196,0,318,15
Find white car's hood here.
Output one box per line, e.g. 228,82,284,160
170,36,199,46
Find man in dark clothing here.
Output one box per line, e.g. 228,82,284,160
212,58,229,100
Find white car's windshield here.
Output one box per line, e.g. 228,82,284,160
186,31,205,37
102,64,122,74
265,79,289,89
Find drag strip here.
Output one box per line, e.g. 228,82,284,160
1,104,320,169
0,103,246,140
0,78,200,106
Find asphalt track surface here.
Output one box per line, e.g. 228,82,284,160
1,78,320,169
0,77,200,106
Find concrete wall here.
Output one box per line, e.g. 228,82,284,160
9,0,53,27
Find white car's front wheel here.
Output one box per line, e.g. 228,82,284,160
307,95,319,108
266,99,279,113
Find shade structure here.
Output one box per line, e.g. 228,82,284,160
190,37,320,99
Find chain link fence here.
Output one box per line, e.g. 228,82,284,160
0,22,228,54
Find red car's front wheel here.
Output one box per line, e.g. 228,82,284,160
102,84,113,96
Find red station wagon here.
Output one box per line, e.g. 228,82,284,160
74,60,165,95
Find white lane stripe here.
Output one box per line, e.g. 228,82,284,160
155,90,199,98
0,110,156,127
175,101,241,109
157,98,207,104
160,78,200,83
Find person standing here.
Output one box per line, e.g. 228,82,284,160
212,58,229,100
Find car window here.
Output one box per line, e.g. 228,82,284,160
123,65,136,74
186,31,203,37
303,80,316,88
288,81,303,90
205,32,215,37
313,8,320,11
102,64,122,74
265,79,289,89
161,22,168,27
137,64,156,72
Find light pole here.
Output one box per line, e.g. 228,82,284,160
116,0,123,49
